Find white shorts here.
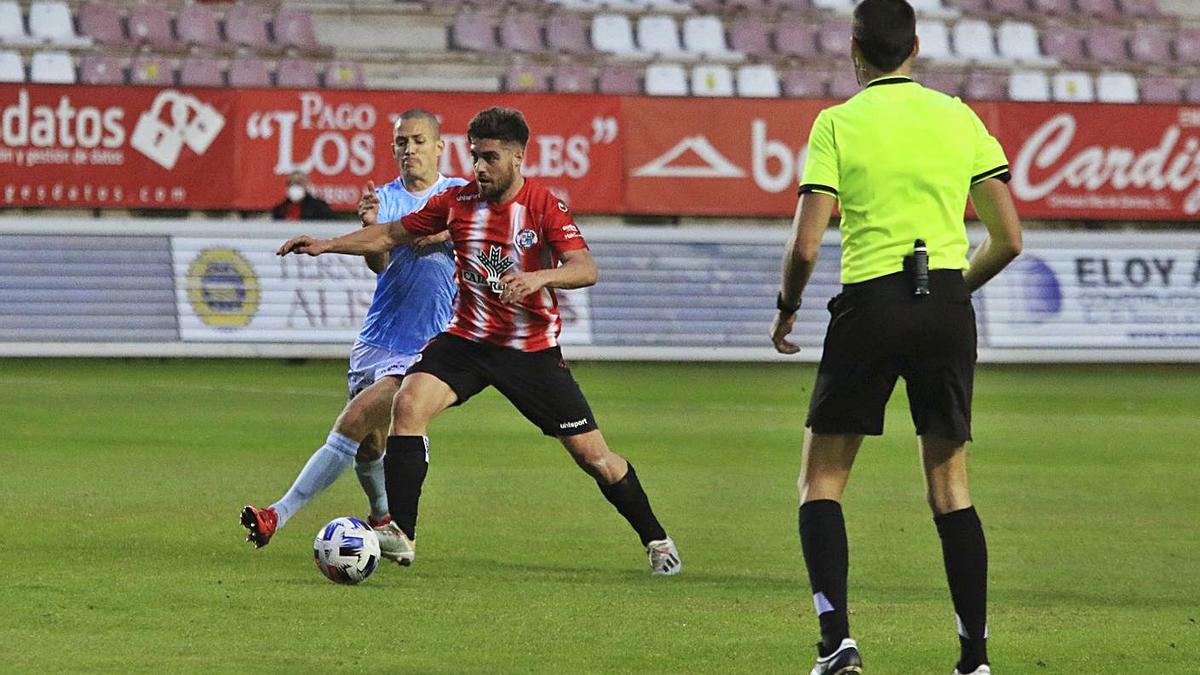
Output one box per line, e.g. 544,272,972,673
347,340,419,400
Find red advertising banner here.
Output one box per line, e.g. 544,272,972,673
232,89,622,213
0,84,237,209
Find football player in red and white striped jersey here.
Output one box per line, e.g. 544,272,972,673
279,107,680,576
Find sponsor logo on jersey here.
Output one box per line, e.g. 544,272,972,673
474,245,515,294
186,248,260,328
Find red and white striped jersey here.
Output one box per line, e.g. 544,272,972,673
401,178,588,352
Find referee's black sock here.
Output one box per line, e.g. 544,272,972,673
383,435,429,541
935,506,989,673
597,463,667,546
798,499,851,656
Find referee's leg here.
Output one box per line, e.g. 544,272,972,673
922,434,989,674
798,430,863,658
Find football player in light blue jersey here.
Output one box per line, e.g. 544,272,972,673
241,110,467,565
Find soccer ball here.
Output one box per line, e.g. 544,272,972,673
313,516,380,585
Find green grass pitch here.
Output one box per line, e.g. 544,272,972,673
1,359,1197,673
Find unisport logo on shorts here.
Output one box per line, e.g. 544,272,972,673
559,418,589,430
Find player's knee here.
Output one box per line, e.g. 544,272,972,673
334,403,371,440
391,390,431,429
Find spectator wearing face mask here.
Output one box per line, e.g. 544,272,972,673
271,171,335,221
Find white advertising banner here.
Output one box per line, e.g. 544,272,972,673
171,236,592,345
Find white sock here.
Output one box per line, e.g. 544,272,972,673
355,456,389,523
271,431,358,529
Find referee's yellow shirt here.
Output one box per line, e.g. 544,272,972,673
799,76,1010,284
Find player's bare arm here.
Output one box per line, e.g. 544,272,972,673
277,219,417,258
359,180,390,273
499,248,598,304
964,178,1023,293
772,191,835,354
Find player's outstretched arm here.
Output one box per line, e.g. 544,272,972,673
965,178,1023,293
772,191,834,354
498,248,598,304
277,220,415,258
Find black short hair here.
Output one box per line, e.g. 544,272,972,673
397,109,441,139
467,107,530,147
853,0,917,73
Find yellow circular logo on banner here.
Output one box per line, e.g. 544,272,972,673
187,248,260,328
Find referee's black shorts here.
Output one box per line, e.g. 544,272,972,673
408,332,598,437
807,269,976,442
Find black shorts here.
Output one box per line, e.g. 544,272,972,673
807,270,976,442
408,332,598,437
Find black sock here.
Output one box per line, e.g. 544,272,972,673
799,499,850,657
935,506,989,672
383,435,429,540
597,463,667,546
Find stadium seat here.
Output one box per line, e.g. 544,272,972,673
274,8,333,57
1172,29,1200,65
682,16,739,60
224,4,276,53
816,20,852,56
727,0,770,10
499,13,544,53
1139,76,1182,103
729,18,773,58
277,58,319,88
737,64,781,97
597,64,641,94
79,54,125,84
781,69,825,98
176,4,222,51
180,57,225,87
552,64,595,93
1042,26,1086,63
638,15,688,58
952,0,989,12
1052,71,1094,102
130,54,173,86
965,70,1007,100
229,58,272,87
987,0,1033,15
811,0,854,11
645,0,692,12
1008,69,1049,100
828,69,860,99
29,51,75,83
916,20,956,63
1118,0,1160,17
127,2,179,52
1076,0,1121,18
450,12,501,52
909,0,960,18
1129,26,1172,65
952,19,1000,63
1031,0,1072,14
324,60,364,89
78,1,130,47
592,14,642,57
691,63,734,96
1184,80,1200,104
1086,27,1129,65
774,22,818,58
920,70,965,96
29,1,93,47
504,63,552,92
644,63,688,96
0,1,37,46
996,21,1051,64
0,50,24,81
1095,71,1137,103
546,14,590,54
770,0,813,10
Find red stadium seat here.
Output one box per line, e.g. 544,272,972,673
828,69,860,99
274,8,332,57
552,64,596,93
781,69,826,98
1030,0,1072,15
1118,0,1160,17
504,63,553,92
965,71,1007,100
817,20,852,57
921,70,966,97
324,61,364,89
1085,27,1130,65
128,2,181,52
276,58,319,88
130,55,173,86
597,64,641,95
730,18,774,59
78,1,131,47
229,58,272,87
1041,26,1087,63
177,4,222,51
79,54,125,85
775,22,819,58
1138,76,1182,103
1172,29,1200,65
224,3,276,53
500,13,545,53
1130,25,1172,65
1077,0,1121,17
1183,79,1200,104
986,0,1032,15
450,12,501,52
180,57,225,87
546,14,591,54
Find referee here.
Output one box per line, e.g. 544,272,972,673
770,2,1023,674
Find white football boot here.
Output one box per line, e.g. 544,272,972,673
646,538,682,576
810,638,863,675
371,518,415,567
954,666,991,675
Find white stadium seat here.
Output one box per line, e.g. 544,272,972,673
737,64,781,97
29,0,93,47
592,14,641,57
0,1,38,46
645,62,688,96
997,21,1054,65
1008,69,1050,101
0,49,23,82
916,20,957,63
29,50,75,83
691,63,734,96
1052,71,1095,102
682,16,739,60
637,15,688,58
953,19,1000,63
1096,71,1138,103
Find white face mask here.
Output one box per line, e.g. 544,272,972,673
287,184,307,203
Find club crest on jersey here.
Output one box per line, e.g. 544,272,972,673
475,245,515,294
514,228,538,251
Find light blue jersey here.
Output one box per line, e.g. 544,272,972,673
357,174,468,354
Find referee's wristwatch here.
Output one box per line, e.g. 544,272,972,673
776,292,801,315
